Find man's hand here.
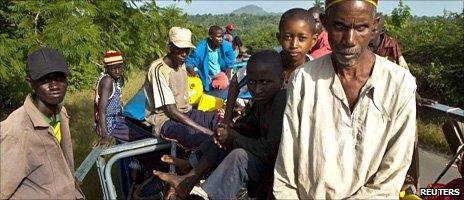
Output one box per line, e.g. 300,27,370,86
187,67,199,77
92,135,111,148
416,94,437,106
213,123,236,149
94,127,111,147
217,108,225,119
99,137,111,147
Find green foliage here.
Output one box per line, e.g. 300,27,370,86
189,5,463,108
0,0,198,117
391,0,411,28
188,13,280,52
313,0,324,9
385,0,411,32
387,13,464,106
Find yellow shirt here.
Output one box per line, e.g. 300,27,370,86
42,114,61,142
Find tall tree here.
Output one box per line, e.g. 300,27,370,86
0,0,196,118
314,0,324,9
390,0,411,28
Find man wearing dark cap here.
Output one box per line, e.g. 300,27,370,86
0,48,84,199
274,0,416,198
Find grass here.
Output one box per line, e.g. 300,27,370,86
65,69,146,199
416,110,451,154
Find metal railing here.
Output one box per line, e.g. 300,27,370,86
420,103,463,185
75,138,175,199
75,103,463,199
421,103,464,122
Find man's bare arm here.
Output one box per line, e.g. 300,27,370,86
162,104,214,136
97,76,113,145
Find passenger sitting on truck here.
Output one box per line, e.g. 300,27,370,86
154,49,286,200
186,25,236,91
224,22,235,46
232,36,248,62
277,8,318,86
144,27,220,151
94,50,131,146
306,6,333,59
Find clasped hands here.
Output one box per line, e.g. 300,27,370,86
213,122,236,149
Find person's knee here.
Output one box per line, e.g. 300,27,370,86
211,72,229,89
226,148,249,165
163,123,187,138
162,122,193,146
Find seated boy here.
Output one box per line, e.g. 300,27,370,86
277,8,318,85
154,49,286,199
307,6,332,59
185,25,236,91
144,27,219,150
94,50,129,146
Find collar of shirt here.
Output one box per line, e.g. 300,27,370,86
24,95,53,128
379,33,396,49
328,55,391,120
40,109,61,126
207,45,218,52
24,94,67,128
42,113,62,142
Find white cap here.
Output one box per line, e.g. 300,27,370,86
169,27,195,49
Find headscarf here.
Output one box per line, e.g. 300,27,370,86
325,0,378,10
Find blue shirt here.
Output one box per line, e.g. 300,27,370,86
185,39,236,91
207,45,221,77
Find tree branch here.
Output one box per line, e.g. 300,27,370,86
90,60,104,68
130,0,144,14
34,11,40,35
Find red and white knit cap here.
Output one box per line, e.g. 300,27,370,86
104,50,123,65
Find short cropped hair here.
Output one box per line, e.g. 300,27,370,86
279,8,316,34
248,49,283,76
308,6,324,15
208,25,222,36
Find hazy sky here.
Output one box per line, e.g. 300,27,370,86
153,0,463,16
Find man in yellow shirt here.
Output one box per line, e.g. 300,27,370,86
1,48,84,199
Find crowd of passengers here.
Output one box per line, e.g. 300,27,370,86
3,0,464,200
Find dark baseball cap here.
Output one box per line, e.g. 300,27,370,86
26,47,69,80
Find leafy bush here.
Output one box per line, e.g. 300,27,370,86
188,13,280,52
387,13,464,107
0,0,201,118
188,7,463,107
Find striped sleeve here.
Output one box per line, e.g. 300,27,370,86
147,63,176,109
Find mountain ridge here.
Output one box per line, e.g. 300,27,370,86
231,5,276,15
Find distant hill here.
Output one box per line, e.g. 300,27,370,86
232,5,269,15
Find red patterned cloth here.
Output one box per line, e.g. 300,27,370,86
308,31,332,59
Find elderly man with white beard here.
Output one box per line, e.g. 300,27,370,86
273,0,417,199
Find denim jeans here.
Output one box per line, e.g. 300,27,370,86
201,148,270,199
